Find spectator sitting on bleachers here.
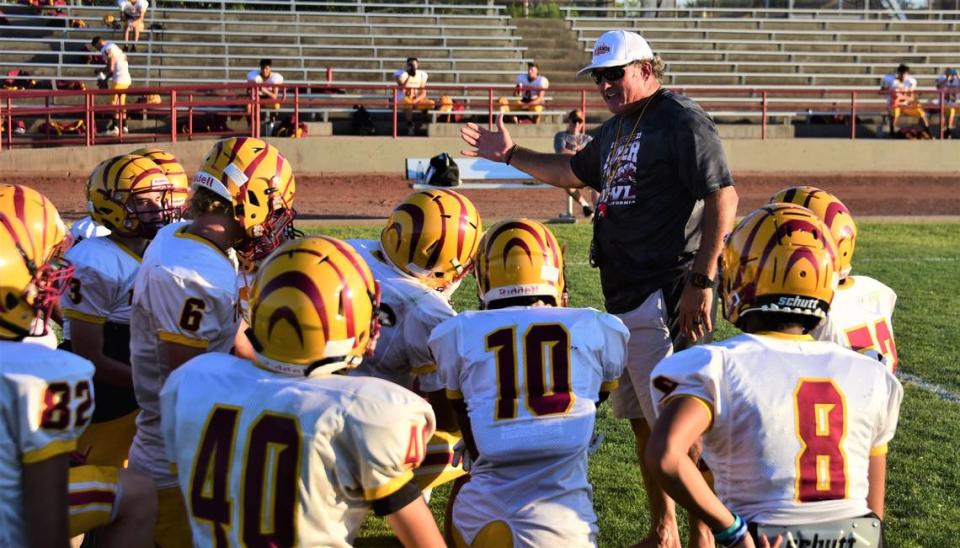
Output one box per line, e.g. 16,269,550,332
247,58,284,103
501,61,549,124
936,67,959,136
119,0,148,52
881,63,929,136
554,109,594,218
394,57,434,136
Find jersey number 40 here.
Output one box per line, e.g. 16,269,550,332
189,406,301,547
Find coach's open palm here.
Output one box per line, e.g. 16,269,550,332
460,113,514,163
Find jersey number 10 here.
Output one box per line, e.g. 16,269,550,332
190,406,301,547
486,323,574,421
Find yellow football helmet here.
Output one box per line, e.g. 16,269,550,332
248,236,381,376
476,218,565,307
192,137,298,261
380,189,482,292
0,184,74,339
720,203,839,328
130,147,190,202
87,154,185,239
770,186,857,279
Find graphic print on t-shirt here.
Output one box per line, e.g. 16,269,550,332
598,132,643,209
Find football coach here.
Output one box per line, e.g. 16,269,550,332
460,29,738,546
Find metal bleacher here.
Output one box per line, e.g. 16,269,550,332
0,0,529,87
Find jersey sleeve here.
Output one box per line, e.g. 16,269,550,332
405,296,455,393
2,357,94,464
140,265,235,350
335,390,436,501
428,317,463,401
61,260,116,326
870,372,903,456
649,346,723,425
593,312,629,391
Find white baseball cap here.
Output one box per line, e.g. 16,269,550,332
577,30,655,76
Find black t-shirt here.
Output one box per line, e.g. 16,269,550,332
571,88,734,314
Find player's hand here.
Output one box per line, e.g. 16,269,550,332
451,439,472,472
460,113,513,163
678,284,713,342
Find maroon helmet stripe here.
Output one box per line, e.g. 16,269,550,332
438,189,468,258
823,201,850,229
395,203,425,265
323,254,356,341
69,490,116,506
259,271,330,341
423,194,448,270
226,137,246,168
242,144,270,182
321,237,376,289
11,185,36,259
485,221,545,258
781,188,798,204
733,207,772,289
0,213,27,263
267,306,304,347
784,247,823,286
502,237,533,268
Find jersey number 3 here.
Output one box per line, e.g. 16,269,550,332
794,379,847,502
190,406,301,547
486,324,574,420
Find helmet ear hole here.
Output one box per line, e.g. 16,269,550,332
247,190,260,207
5,292,18,310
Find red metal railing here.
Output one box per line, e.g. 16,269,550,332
0,82,952,151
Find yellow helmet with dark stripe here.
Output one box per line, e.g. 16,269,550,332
0,184,74,339
87,154,185,238
130,147,190,200
248,236,381,376
476,218,565,306
770,186,857,279
720,203,839,328
380,189,482,292
192,137,297,261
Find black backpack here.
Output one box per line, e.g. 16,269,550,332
351,105,376,135
425,153,461,187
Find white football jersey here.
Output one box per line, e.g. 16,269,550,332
516,73,549,101
161,353,435,547
0,341,95,547
100,42,130,85
69,215,111,243
814,275,898,372
120,0,148,18
129,222,240,488
61,236,141,341
347,239,454,391
650,332,902,526
429,307,627,546
396,69,428,99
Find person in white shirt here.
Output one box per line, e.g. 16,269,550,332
502,61,550,124
90,36,132,135
119,0,148,50
246,58,285,131
880,63,929,135
647,204,901,548
395,57,435,135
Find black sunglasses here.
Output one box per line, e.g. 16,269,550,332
590,65,628,86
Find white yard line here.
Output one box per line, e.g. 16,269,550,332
897,372,960,404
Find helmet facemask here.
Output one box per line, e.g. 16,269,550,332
126,184,186,239
19,236,74,336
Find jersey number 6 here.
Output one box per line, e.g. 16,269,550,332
190,406,301,547
486,323,574,420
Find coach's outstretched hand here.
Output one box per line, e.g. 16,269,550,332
460,113,514,163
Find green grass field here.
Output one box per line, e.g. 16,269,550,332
306,221,960,547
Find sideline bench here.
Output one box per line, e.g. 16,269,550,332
404,157,578,220
405,157,553,189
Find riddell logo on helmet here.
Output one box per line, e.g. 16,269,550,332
594,43,611,56
497,286,537,297
777,296,819,310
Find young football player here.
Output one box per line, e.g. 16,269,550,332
347,188,482,491
128,137,297,546
0,184,156,548
61,153,188,468
771,186,899,372
429,219,629,547
160,236,445,547
647,204,902,548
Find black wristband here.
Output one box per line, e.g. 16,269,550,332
504,144,519,165
370,478,422,517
